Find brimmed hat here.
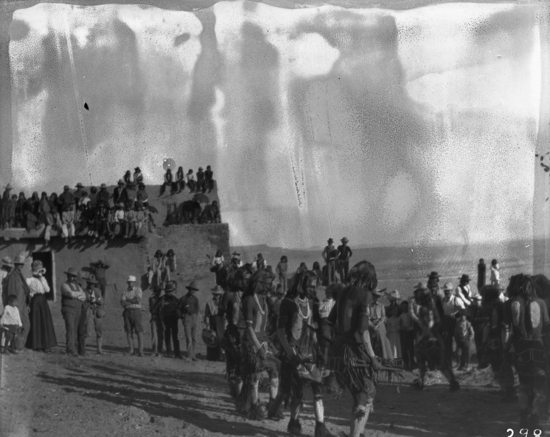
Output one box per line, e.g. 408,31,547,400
186,281,199,291
202,328,218,348
231,251,240,257
117,179,125,185
427,271,440,279
63,185,70,190
372,287,387,297
31,260,43,272
76,182,83,188
211,285,224,295
386,290,400,300
413,282,426,291
14,255,26,265
165,282,176,293
341,237,349,243
100,183,107,189
86,276,98,285
2,256,13,268
458,274,471,282
65,267,79,277
127,275,136,282
327,238,334,243
134,167,141,172
443,282,454,292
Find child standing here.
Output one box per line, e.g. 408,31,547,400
275,255,288,294
454,309,475,371
0,296,23,354
386,305,402,359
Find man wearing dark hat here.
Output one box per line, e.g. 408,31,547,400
113,180,128,206
120,275,144,356
73,183,86,202
252,253,267,271
204,285,224,361
230,251,243,269
322,238,338,285
326,261,381,437
96,183,111,208
477,259,487,293
180,281,200,361
455,274,473,307
61,267,86,356
337,237,353,282
413,283,459,391
154,281,182,358
84,276,104,355
3,255,31,351
90,260,110,300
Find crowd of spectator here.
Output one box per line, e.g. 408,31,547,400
0,164,219,242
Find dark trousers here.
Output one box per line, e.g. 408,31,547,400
163,316,180,356
183,314,198,359
400,330,416,370
473,326,486,365
176,180,185,192
61,304,83,355
456,339,471,368
98,280,107,300
339,260,350,282
77,304,88,354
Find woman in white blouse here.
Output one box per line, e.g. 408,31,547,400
25,260,57,352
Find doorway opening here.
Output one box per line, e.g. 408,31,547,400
32,251,55,301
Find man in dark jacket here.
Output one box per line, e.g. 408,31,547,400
113,180,128,206
96,184,111,208
337,237,353,282
477,259,486,294
205,165,214,192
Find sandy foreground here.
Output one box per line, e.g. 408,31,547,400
0,342,521,437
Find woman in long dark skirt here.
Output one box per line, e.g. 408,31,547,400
204,286,223,361
25,260,57,352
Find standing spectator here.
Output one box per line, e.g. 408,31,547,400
321,238,336,284
84,276,104,355
136,183,149,209
73,183,86,202
156,281,182,358
180,281,200,361
276,256,288,294
311,261,323,283
367,287,393,359
0,295,23,354
88,186,98,208
175,166,185,193
454,309,475,371
125,181,137,209
39,192,53,242
15,192,26,227
89,260,110,301
490,259,500,286
149,285,164,357
25,260,57,352
149,250,167,289
113,180,128,205
123,170,132,184
4,194,17,228
204,165,214,192
3,255,31,350
186,169,196,193
441,282,464,368
398,300,415,370
212,250,225,269
165,249,177,282
120,275,144,357
204,285,223,361
159,169,173,196
456,274,474,307
133,167,144,185
252,253,267,271
386,305,401,359
337,237,353,282
477,258,487,293
96,183,110,208
60,267,86,357
385,290,401,317
196,167,205,192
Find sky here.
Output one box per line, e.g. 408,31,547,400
6,1,544,249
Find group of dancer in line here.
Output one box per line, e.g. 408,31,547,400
211,256,550,436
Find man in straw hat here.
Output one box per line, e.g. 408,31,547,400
61,267,86,356
180,281,201,361
120,275,144,357
3,255,31,351
325,261,382,437
367,287,392,359
337,237,353,282
84,276,104,355
204,285,224,361
455,274,474,307
413,282,459,392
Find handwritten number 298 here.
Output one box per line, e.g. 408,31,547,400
507,429,542,437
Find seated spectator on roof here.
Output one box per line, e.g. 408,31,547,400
205,165,214,192
186,169,196,193
123,170,132,184
88,187,98,208
159,169,173,196
113,180,128,205
97,184,110,208
58,185,75,212
176,166,185,193
126,181,137,209
133,167,143,185
15,192,26,227
196,167,205,192
74,183,86,201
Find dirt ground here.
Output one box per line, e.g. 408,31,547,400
0,338,521,437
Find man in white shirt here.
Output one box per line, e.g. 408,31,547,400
442,282,466,317
455,275,473,307
61,267,86,356
121,275,144,356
